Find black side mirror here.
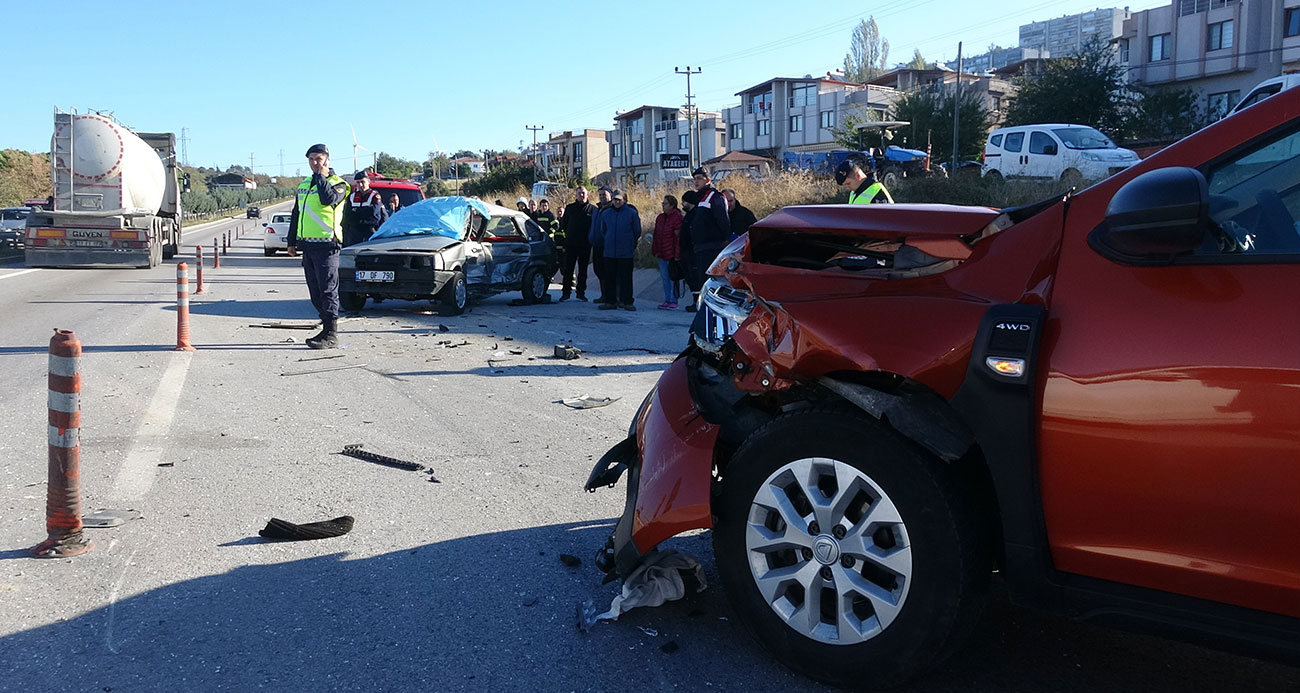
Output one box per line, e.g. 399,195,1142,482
1089,167,1209,265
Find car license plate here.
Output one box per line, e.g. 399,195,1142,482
71,240,102,247
356,270,394,282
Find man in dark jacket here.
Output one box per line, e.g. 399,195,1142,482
678,189,699,311
559,187,595,301
722,188,757,240
589,185,615,304
342,171,388,247
592,189,642,311
287,144,350,349
686,167,729,310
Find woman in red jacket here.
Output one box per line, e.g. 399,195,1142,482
652,194,684,309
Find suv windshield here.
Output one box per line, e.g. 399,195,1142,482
1,209,31,221
1051,127,1116,150
372,185,423,209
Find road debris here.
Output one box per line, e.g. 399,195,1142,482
638,626,659,637
438,324,450,332
281,363,368,376
559,553,582,567
597,550,707,622
576,599,599,633
508,347,524,355
554,344,581,360
258,515,355,541
559,395,619,409
297,354,346,362
82,508,142,528
250,321,318,330
282,337,297,343
338,444,438,481
157,462,175,467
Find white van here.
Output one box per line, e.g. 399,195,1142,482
982,123,1139,185
1230,74,1300,115
530,181,567,205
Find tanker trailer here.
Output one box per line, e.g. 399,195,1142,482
25,109,182,268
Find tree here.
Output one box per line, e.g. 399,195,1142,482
1129,85,1205,140
1003,37,1132,139
427,152,451,179
452,150,478,160
890,88,991,163
462,160,532,197
908,49,928,71
843,17,889,83
375,152,419,179
830,105,883,150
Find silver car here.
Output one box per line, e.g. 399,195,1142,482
262,212,292,255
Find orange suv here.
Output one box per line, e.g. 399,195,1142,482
585,87,1300,686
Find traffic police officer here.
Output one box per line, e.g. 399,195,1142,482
835,153,894,204
287,143,350,349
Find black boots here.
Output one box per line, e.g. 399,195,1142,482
307,317,338,349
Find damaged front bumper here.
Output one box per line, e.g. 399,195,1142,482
586,357,719,579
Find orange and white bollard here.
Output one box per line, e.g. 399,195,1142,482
213,238,220,269
176,262,196,352
31,329,93,558
195,245,206,295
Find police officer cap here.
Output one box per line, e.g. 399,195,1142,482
834,154,872,185
306,143,329,157
691,166,710,178
354,171,370,181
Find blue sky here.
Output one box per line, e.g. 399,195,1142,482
3,0,1163,175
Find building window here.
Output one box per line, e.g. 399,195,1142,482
1207,20,1233,51
1208,90,1240,119
636,173,648,184
1149,33,1171,61
611,143,622,158
627,117,644,136
1178,0,1237,16
573,142,583,161
788,83,816,108
678,134,689,149
1288,8,1300,37
757,119,771,136
631,140,642,156
655,137,665,153
1118,38,1129,63
789,115,803,132
750,91,773,115
730,123,742,139
819,110,835,129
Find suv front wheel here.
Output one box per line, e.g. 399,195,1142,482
713,409,989,688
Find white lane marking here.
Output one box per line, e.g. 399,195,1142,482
109,351,193,500
104,544,137,655
0,268,40,281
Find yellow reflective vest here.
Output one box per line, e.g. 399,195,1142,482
295,174,350,242
849,181,893,204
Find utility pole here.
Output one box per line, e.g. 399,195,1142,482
249,153,255,175
279,149,284,178
180,127,190,167
525,125,544,179
952,42,963,175
676,66,702,170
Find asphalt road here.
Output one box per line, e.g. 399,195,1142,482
0,224,1295,693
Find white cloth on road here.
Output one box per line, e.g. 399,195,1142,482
596,549,707,621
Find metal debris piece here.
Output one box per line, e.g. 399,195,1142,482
250,321,318,330
638,626,659,637
554,344,581,360
281,363,368,376
577,599,599,633
82,508,142,528
339,444,434,479
157,462,175,467
560,395,620,409
508,347,524,355
559,553,582,567
503,336,513,341
259,515,354,541
297,354,346,362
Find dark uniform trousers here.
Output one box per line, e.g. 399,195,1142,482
300,241,340,321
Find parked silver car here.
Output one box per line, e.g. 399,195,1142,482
338,197,559,315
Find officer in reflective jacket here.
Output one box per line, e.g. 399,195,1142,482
835,153,893,204
286,143,350,349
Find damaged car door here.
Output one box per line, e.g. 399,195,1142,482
462,212,491,286
482,215,531,289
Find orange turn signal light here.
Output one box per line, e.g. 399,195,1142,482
985,357,1025,377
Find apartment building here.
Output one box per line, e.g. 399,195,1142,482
867,68,1018,127
544,129,610,181
607,106,726,186
721,76,900,160
1121,0,1290,118
1020,7,1130,56
945,46,1049,73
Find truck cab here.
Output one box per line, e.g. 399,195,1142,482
586,85,1300,688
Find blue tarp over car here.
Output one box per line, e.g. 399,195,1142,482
370,196,491,241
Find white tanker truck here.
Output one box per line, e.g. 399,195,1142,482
24,109,182,268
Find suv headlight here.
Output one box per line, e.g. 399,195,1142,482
1081,151,1103,162
694,276,754,352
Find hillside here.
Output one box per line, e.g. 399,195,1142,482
0,149,52,207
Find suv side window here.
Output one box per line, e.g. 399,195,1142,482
1201,125,1300,256
1003,132,1024,153
1029,131,1057,155
990,134,1004,147
483,216,525,242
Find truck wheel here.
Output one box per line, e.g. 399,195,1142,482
264,248,277,257
438,270,468,315
520,267,548,304
163,243,176,260
713,409,989,689
340,292,366,312
881,169,902,190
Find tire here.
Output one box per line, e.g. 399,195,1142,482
881,169,902,190
1060,168,1083,189
162,243,176,260
520,267,547,304
984,169,1003,183
438,270,468,315
340,291,366,312
713,408,989,689
264,248,277,257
